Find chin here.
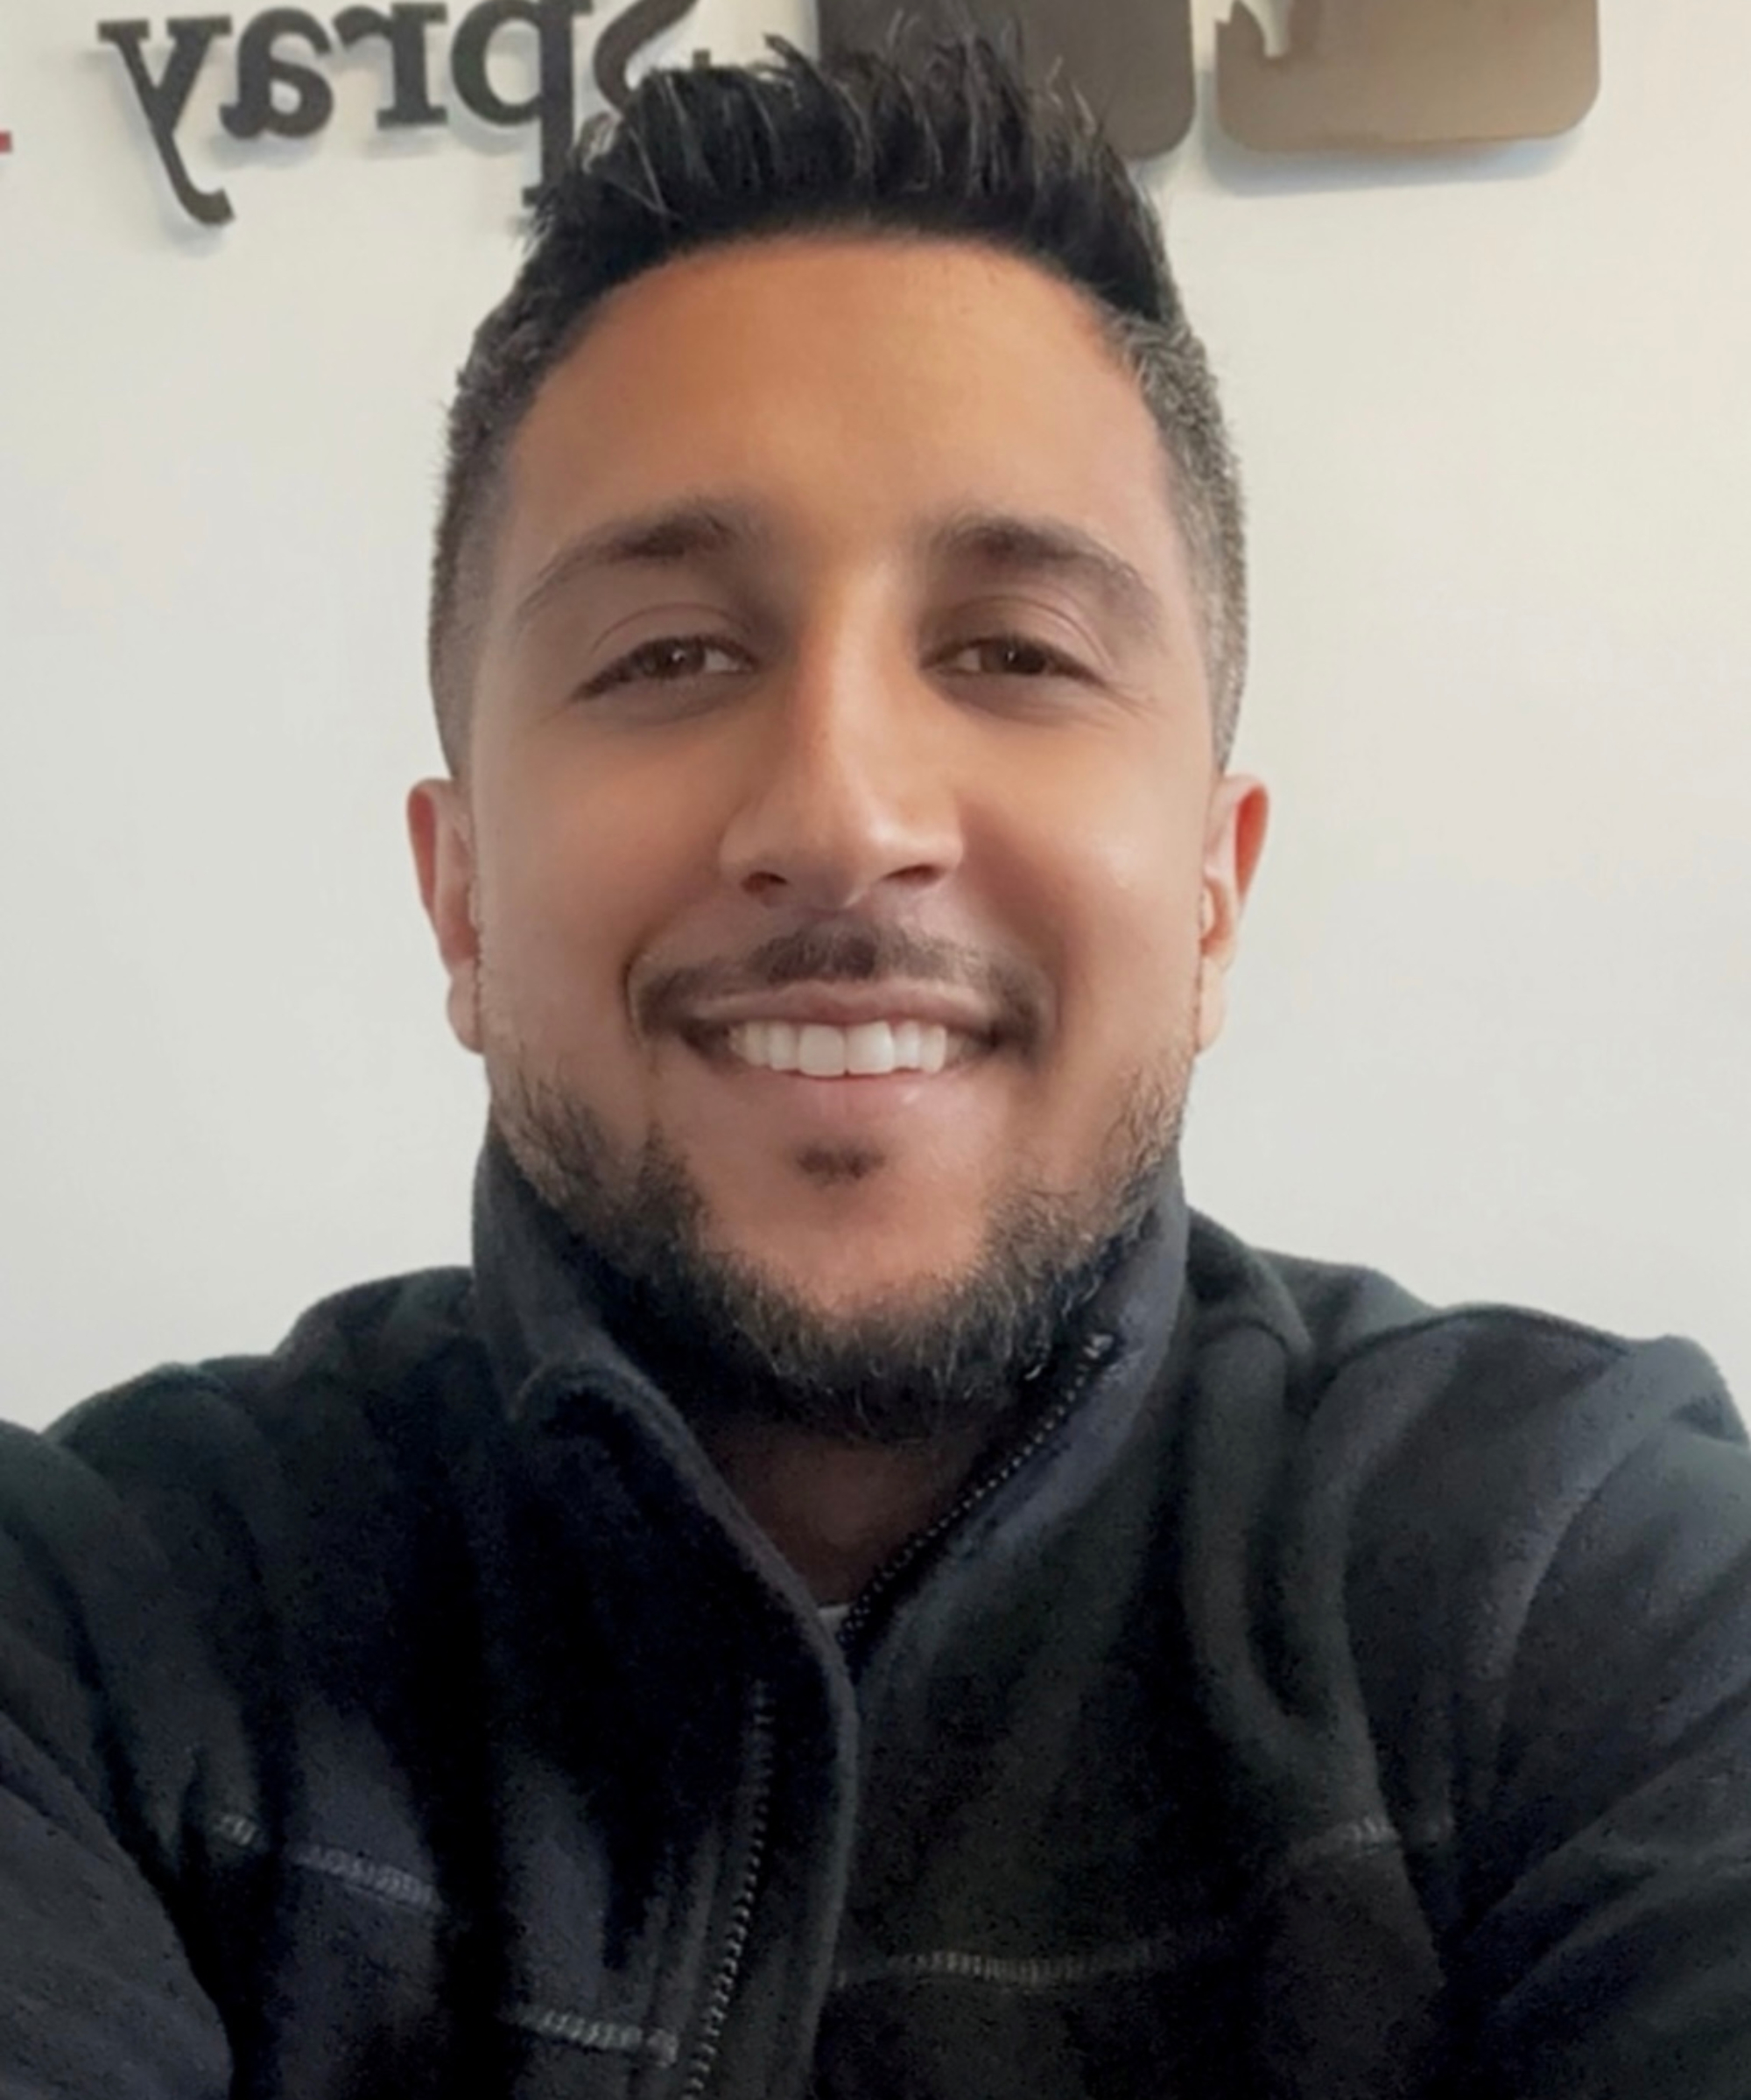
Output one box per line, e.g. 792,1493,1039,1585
730,1232,983,1324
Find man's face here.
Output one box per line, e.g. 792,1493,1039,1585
411,235,1266,1407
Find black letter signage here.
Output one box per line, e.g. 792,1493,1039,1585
334,4,449,129
593,0,700,114
99,14,236,225
450,0,590,202
220,7,334,138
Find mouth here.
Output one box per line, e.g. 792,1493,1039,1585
664,1001,1017,1169
679,1015,991,1083
673,1015,1000,1170
673,981,1013,1083
724,1017,974,1078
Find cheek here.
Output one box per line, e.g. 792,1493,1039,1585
471,759,684,1064
997,761,1205,1051
1061,867,1200,1092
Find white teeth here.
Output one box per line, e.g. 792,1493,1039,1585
845,1022,898,1076
728,1018,962,1076
798,1024,847,1078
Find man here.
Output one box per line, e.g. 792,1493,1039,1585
3,34,1748,2100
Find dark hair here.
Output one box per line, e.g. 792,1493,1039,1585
430,33,1246,770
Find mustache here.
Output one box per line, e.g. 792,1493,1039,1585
638,921,1046,1044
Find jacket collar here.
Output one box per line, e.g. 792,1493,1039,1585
470,1128,1192,1539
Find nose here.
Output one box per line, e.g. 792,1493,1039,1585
717,631,964,913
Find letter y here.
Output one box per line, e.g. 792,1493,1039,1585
99,17,235,226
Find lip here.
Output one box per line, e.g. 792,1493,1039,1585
687,1047,989,1134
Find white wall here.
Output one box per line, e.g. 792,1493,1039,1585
2,0,1746,1428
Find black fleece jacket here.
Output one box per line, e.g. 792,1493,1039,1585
1,1141,1748,2100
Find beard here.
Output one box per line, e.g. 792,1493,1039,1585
480,925,1196,1449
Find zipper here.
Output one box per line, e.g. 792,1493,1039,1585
679,1676,775,2100
834,1329,1119,1668
675,1327,1117,2090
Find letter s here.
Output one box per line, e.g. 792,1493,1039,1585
594,0,700,112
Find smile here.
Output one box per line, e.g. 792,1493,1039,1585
727,1019,963,1078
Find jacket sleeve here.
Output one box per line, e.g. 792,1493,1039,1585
1438,1340,1751,2097
0,1422,231,2097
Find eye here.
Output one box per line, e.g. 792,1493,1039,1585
580,634,752,698
937,634,1089,681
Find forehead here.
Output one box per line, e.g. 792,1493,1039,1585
489,235,1192,613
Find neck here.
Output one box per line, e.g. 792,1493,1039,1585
701,1419,993,1606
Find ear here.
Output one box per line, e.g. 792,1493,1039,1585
1195,773,1269,1055
407,778,484,1056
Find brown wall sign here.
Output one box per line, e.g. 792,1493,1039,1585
818,0,1197,162
823,1,1600,160
1217,0,1601,152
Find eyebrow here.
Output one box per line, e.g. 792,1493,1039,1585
924,509,1171,648
509,501,770,637
508,499,1169,647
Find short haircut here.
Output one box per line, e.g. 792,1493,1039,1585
429,33,1247,773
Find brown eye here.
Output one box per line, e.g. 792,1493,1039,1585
940,635,1084,679
582,635,749,696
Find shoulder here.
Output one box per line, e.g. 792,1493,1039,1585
1179,1216,1751,1899
1178,1210,1744,1699
1185,1208,1737,1459
0,1265,494,1623
44,1263,483,1464
0,1268,503,1898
